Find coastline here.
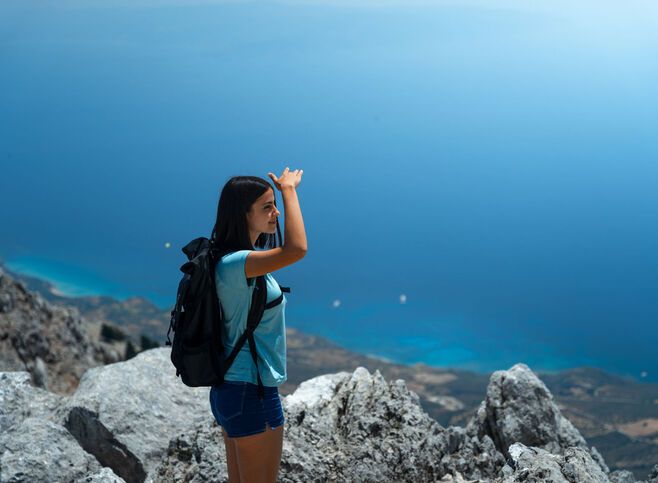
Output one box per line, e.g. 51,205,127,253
2,256,172,310
1,257,652,384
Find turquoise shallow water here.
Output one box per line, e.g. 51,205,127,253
4,256,172,309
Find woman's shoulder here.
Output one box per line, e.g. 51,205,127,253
216,250,253,289
220,249,252,261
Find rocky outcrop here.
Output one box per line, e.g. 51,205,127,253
281,368,505,481
153,359,625,482
472,363,608,471
0,267,122,394
0,264,171,344
1,347,655,482
156,367,503,482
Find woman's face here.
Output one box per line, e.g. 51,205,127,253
247,188,280,235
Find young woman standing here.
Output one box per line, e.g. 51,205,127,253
208,167,306,482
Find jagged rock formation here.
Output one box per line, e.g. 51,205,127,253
472,363,609,470
0,267,122,394
155,360,624,482
155,364,505,482
1,347,656,482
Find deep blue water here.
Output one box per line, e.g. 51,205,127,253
1,0,658,382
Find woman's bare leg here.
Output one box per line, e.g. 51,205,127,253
233,423,284,483
222,428,241,482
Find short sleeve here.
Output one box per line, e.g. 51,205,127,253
216,250,252,290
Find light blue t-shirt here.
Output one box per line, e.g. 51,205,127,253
215,249,287,387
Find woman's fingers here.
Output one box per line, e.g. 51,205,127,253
270,167,302,189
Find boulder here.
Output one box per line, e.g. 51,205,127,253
0,372,122,483
0,417,106,483
58,348,209,483
0,371,62,432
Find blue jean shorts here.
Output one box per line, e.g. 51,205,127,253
209,380,285,438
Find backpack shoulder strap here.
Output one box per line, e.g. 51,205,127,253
263,282,291,310
220,275,268,398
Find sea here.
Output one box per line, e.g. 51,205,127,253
1,0,657,382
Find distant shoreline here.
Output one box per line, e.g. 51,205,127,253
1,257,172,310
1,258,652,384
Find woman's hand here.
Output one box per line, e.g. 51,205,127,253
268,167,303,191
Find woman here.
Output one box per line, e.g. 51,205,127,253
208,167,306,483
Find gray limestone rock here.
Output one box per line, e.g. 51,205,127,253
561,446,610,482
279,367,450,481
0,371,123,483
474,363,608,473
500,442,609,483
0,417,104,483
75,467,128,483
608,469,637,483
501,443,566,482
153,419,228,483
0,372,63,434
442,427,505,480
436,474,485,483
156,366,506,482
58,347,210,483
0,267,121,394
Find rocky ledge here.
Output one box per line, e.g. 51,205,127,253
1,348,656,482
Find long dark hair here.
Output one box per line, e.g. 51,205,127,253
209,176,282,261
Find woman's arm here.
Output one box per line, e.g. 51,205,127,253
244,168,307,278
280,185,307,253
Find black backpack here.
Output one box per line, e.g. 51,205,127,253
165,236,290,400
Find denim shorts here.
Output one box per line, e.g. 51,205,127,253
209,380,285,438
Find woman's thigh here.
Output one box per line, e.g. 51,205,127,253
233,422,284,483
222,429,241,483
210,382,285,482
